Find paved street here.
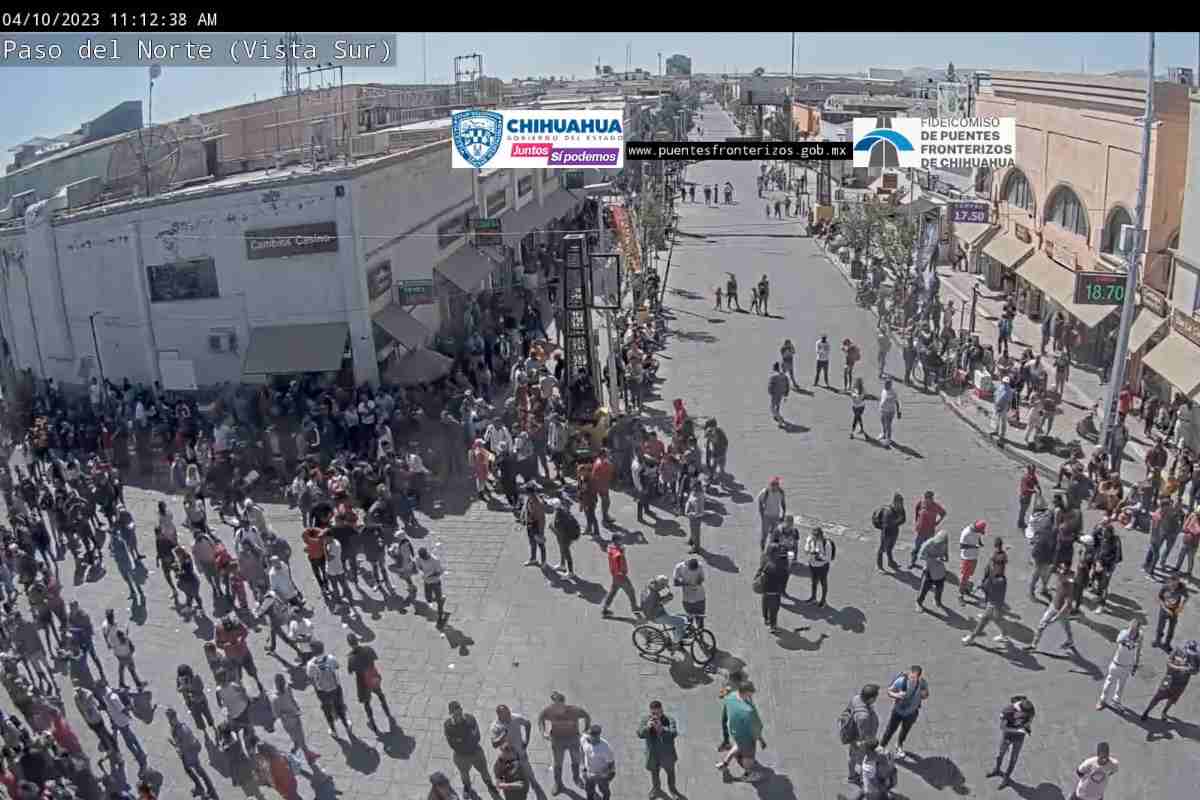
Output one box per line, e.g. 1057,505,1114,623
27,103,1198,800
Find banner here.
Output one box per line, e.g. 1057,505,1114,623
451,109,624,169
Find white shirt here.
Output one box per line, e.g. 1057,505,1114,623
485,425,513,453
104,690,132,728
306,655,341,693
417,554,443,584
672,561,706,604
580,734,615,776
217,682,250,719
269,564,298,601
324,539,345,576
805,535,833,567
1110,628,1142,669
816,338,831,360
959,526,982,560
102,621,133,658
89,383,101,405
407,452,430,474
1073,756,1118,800
288,616,314,645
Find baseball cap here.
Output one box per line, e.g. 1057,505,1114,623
588,724,602,735
974,520,987,532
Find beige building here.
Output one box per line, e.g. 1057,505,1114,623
974,71,1190,365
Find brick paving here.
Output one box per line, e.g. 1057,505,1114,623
16,104,1198,800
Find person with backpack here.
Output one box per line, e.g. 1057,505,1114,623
840,684,879,787
873,493,906,572
878,666,928,760
961,550,1014,647
986,696,1035,788
550,498,581,578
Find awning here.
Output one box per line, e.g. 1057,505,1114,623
383,347,453,386
435,245,494,292
373,303,430,350
1143,332,1200,398
1127,310,1167,354
982,233,1034,267
1016,252,1119,330
504,190,579,239
541,187,584,221
409,302,439,331
242,322,348,375
954,222,995,248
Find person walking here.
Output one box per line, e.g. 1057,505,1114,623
815,334,832,388
1153,575,1188,651
521,486,548,568
101,608,147,690
600,534,638,618
768,362,790,423
1071,742,1119,800
580,724,616,800
840,338,859,392
873,493,907,572
993,377,1014,445
958,520,986,600
879,667,929,759
1017,465,1041,530
722,681,768,783
684,483,705,554
347,632,394,732
490,704,535,781
756,477,787,552
876,329,891,380
416,546,448,627
915,529,949,611
1025,568,1076,652
805,525,835,606
879,378,902,448
962,550,1014,647
844,684,880,787
306,640,354,739
591,449,617,526
165,707,219,799
550,498,581,577
909,491,946,570
445,701,498,798
758,275,771,316
1140,640,1199,720
103,681,149,776
780,339,797,388
1097,619,1142,711
538,692,590,795
637,700,680,798
986,696,1035,789
271,673,320,767
849,378,869,439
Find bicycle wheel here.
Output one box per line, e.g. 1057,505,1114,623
632,626,668,656
690,629,718,665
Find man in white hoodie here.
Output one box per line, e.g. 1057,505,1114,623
1097,619,1142,711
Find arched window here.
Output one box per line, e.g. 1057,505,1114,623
1101,206,1133,254
975,166,993,196
1046,186,1089,238
1003,170,1034,213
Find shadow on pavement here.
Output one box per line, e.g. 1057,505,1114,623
773,629,827,653
899,753,969,793
1009,780,1066,800
701,551,739,573
336,735,381,774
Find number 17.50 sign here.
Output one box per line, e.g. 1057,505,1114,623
1073,271,1126,305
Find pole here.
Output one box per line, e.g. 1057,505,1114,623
89,313,106,389
1099,32,1156,453
969,284,978,335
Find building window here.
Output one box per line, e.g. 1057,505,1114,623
1002,169,1034,213
1045,186,1089,238
437,213,468,249
974,166,992,196
1101,206,1133,254
486,188,508,218
518,175,534,198
147,258,219,303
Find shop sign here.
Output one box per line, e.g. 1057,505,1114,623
245,221,338,260
396,279,435,306
950,202,989,224
1172,308,1200,349
1013,224,1031,244
1141,285,1168,318
473,217,503,248
366,260,393,301
563,170,586,190
881,173,898,190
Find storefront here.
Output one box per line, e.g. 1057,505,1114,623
1143,308,1200,405
1125,286,1170,393
979,227,1034,293
952,222,997,275
1014,248,1119,364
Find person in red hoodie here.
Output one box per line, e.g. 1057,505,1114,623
591,449,617,526
600,534,639,618
216,614,265,694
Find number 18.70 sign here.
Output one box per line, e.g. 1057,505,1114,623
1073,271,1126,305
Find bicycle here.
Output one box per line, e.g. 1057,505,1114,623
632,619,717,665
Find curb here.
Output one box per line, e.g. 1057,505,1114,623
817,242,1066,484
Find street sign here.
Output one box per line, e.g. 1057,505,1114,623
949,202,989,224
396,279,434,306
1073,271,1126,306
472,217,502,248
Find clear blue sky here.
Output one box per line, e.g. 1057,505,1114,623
3,32,1196,161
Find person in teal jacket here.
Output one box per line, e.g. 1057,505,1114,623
722,682,767,782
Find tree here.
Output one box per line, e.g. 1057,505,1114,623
946,62,956,82
881,215,918,270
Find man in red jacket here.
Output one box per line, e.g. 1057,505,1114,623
591,450,617,526
215,614,265,694
600,534,639,618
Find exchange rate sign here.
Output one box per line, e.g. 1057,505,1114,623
950,202,989,224
1073,271,1126,305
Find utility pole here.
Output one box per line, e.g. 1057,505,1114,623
1099,32,1156,454
89,313,106,390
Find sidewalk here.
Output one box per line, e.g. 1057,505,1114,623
817,238,1151,486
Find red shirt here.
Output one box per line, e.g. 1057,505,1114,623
913,500,945,536
216,623,249,660
591,458,615,492
607,545,628,578
1118,388,1133,415
1019,473,1040,498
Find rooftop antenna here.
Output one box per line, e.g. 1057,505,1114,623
280,33,301,96
422,33,428,84
454,53,483,105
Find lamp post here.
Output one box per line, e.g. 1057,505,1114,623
88,312,106,391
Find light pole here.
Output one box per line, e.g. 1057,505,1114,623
88,312,106,391
1099,32,1156,455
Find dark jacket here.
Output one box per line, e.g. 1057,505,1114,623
444,712,484,756
761,555,790,595
981,573,1008,607
882,505,906,538
636,714,678,769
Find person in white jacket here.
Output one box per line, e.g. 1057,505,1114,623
1097,619,1142,711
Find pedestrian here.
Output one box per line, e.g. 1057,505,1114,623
579,724,616,800
726,273,740,311
986,696,1034,789
814,334,832,388
1175,507,1199,575
103,681,149,776
101,608,147,690
1153,574,1188,651
915,529,949,611
416,546,447,627
873,493,906,572
805,525,836,606
1140,640,1199,720
962,550,1014,647
636,700,680,798
490,705,534,781
849,378,869,439
215,613,265,694
1097,619,1142,711
1025,568,1075,652
909,490,946,570
598,534,639,618
721,681,767,783
876,329,891,380
1017,465,1041,530
495,741,530,800
1071,742,1119,800
704,185,712,205
428,771,461,800
780,339,797,388
347,632,393,731
757,274,770,316
165,707,218,799
520,486,547,568
748,285,760,315
684,483,705,553
444,701,498,798
271,673,319,766
672,557,706,629
843,684,880,787
549,497,581,577
538,692,590,794
993,376,1014,444
768,362,790,423
859,689,917,778
73,684,118,758
879,378,902,447
306,640,354,739
958,520,986,600
591,449,616,526
1040,313,1052,355
840,338,859,392
756,477,787,551
759,544,790,633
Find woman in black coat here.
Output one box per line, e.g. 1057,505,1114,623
759,545,791,633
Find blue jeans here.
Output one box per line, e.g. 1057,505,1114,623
116,724,147,768
585,775,612,800
655,613,687,643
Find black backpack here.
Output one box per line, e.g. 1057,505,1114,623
555,506,581,541
872,507,887,530
836,702,858,744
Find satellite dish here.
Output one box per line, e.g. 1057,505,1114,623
105,126,181,197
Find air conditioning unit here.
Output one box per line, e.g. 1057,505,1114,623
61,177,102,209
0,190,37,221
350,132,383,159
